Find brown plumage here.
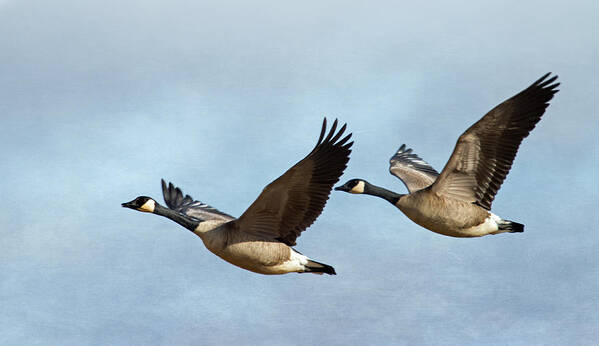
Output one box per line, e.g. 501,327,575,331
432,73,559,210
336,73,559,237
123,118,352,274
389,144,439,193
234,119,353,246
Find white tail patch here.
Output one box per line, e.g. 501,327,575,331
463,213,502,236
274,249,309,273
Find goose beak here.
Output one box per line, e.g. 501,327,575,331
121,200,136,209
334,185,346,192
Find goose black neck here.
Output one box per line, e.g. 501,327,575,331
364,183,403,205
153,203,200,232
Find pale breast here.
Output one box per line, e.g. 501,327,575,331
396,190,491,237
203,226,294,274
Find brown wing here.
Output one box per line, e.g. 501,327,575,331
431,73,559,210
389,144,439,193
232,118,353,246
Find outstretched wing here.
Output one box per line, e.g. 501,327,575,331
389,144,439,193
161,179,235,222
232,118,353,246
431,73,559,210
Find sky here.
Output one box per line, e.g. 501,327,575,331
1,0,598,345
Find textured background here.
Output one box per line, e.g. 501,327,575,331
1,1,598,345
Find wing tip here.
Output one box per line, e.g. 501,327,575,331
161,179,190,209
389,144,439,175
531,72,560,92
315,117,353,149
389,144,416,162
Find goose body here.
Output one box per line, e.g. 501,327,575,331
195,221,311,275
123,119,352,274
396,189,507,237
336,73,559,237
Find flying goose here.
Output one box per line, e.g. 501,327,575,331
335,73,559,237
122,119,352,274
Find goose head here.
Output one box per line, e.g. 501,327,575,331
122,196,156,213
334,179,368,194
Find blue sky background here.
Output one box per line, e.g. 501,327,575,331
1,1,598,345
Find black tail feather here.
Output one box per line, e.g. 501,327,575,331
499,220,524,233
304,260,336,275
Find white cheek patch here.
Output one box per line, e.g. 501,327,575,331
350,180,365,194
139,199,156,213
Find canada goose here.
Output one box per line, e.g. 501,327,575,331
336,73,559,237
122,119,352,274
